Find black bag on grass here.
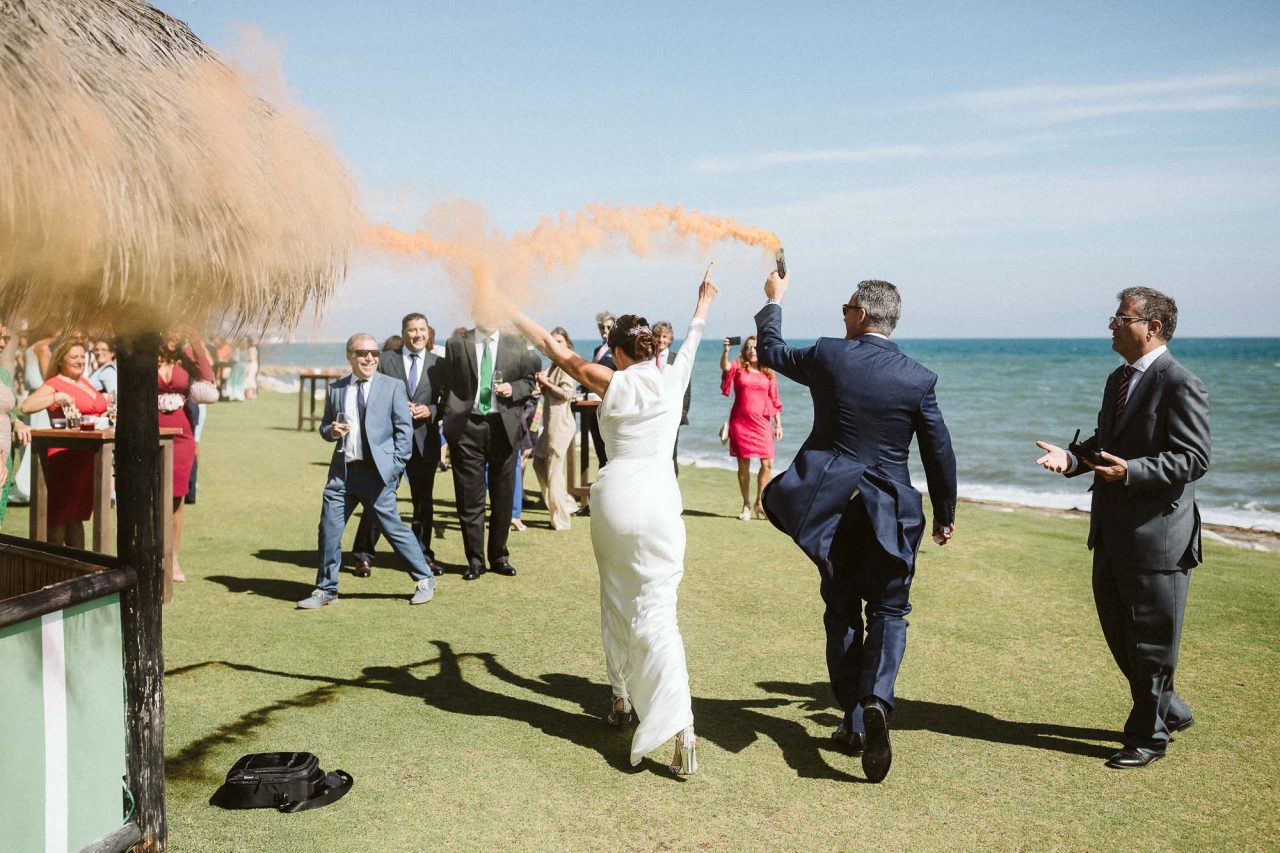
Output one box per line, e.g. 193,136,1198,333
210,752,352,813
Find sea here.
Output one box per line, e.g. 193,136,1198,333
260,337,1280,532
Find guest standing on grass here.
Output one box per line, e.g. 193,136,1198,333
351,313,445,578
439,309,540,580
720,335,782,520
1035,287,1209,770
532,327,580,530
298,333,437,609
0,320,32,527
755,272,956,784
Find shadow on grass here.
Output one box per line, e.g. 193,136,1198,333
167,643,862,782
206,574,411,602
759,680,1119,759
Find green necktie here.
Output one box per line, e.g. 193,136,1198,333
478,337,494,415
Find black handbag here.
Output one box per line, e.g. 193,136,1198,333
210,752,353,813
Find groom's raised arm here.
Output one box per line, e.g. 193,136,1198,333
755,302,817,386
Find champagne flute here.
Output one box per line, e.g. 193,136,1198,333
492,369,504,399
334,411,347,452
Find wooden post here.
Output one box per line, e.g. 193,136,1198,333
115,333,167,851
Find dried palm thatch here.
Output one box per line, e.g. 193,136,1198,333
0,0,357,334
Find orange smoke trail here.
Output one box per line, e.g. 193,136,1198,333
360,202,779,309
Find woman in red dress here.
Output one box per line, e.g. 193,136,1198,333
720,335,783,521
158,327,214,581
20,337,108,547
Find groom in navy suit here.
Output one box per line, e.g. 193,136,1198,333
756,272,957,782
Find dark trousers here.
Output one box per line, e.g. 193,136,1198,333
820,499,912,733
1092,542,1192,750
449,413,516,568
353,448,438,563
672,427,681,478
582,408,608,466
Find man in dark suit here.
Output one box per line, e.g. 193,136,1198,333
298,334,436,609
581,311,615,472
756,272,957,783
440,309,540,580
352,312,445,577
1036,286,1210,769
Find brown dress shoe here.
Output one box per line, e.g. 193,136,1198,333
352,559,372,578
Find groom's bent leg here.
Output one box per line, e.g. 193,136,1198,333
846,510,911,710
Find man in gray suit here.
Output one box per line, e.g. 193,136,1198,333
298,333,437,609
1036,286,1210,768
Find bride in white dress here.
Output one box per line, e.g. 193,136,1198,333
510,274,717,774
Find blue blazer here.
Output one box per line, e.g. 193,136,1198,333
320,372,414,487
755,303,957,576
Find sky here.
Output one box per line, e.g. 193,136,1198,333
151,0,1280,340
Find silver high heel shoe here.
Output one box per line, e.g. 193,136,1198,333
669,725,698,776
606,695,633,728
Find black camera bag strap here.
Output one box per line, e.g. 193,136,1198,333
278,770,353,813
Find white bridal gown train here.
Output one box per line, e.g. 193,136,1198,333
591,317,704,766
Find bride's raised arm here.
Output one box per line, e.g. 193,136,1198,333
509,308,613,397
670,273,719,383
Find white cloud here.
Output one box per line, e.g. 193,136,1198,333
935,67,1280,124
695,129,1133,174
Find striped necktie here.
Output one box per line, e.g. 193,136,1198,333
1114,365,1137,419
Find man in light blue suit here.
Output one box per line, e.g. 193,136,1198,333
297,333,436,609
755,271,957,783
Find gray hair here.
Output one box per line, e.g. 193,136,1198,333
853,280,901,336
651,321,673,336
1117,286,1177,341
595,311,615,326
345,332,377,352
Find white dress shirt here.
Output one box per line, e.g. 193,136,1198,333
342,378,369,462
472,329,500,414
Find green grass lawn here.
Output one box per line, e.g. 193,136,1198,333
15,389,1279,850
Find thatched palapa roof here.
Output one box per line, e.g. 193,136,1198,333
0,0,357,333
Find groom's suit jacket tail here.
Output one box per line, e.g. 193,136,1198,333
754,303,957,576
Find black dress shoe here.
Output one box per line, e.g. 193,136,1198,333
861,698,892,783
1168,717,1195,735
490,562,517,577
352,559,372,578
426,558,444,577
462,565,485,581
1105,746,1165,769
831,725,866,755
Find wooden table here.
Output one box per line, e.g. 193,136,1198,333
297,369,346,430
29,427,179,601
568,399,601,507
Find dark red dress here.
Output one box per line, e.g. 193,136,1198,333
158,346,214,500
45,375,108,525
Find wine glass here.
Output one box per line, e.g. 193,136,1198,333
334,412,347,452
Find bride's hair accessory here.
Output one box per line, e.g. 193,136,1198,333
607,314,658,361
627,325,652,337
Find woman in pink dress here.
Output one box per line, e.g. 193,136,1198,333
20,337,108,547
158,327,214,581
720,335,783,521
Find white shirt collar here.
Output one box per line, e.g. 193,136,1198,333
1129,344,1168,373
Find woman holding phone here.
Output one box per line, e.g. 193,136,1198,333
720,335,783,520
